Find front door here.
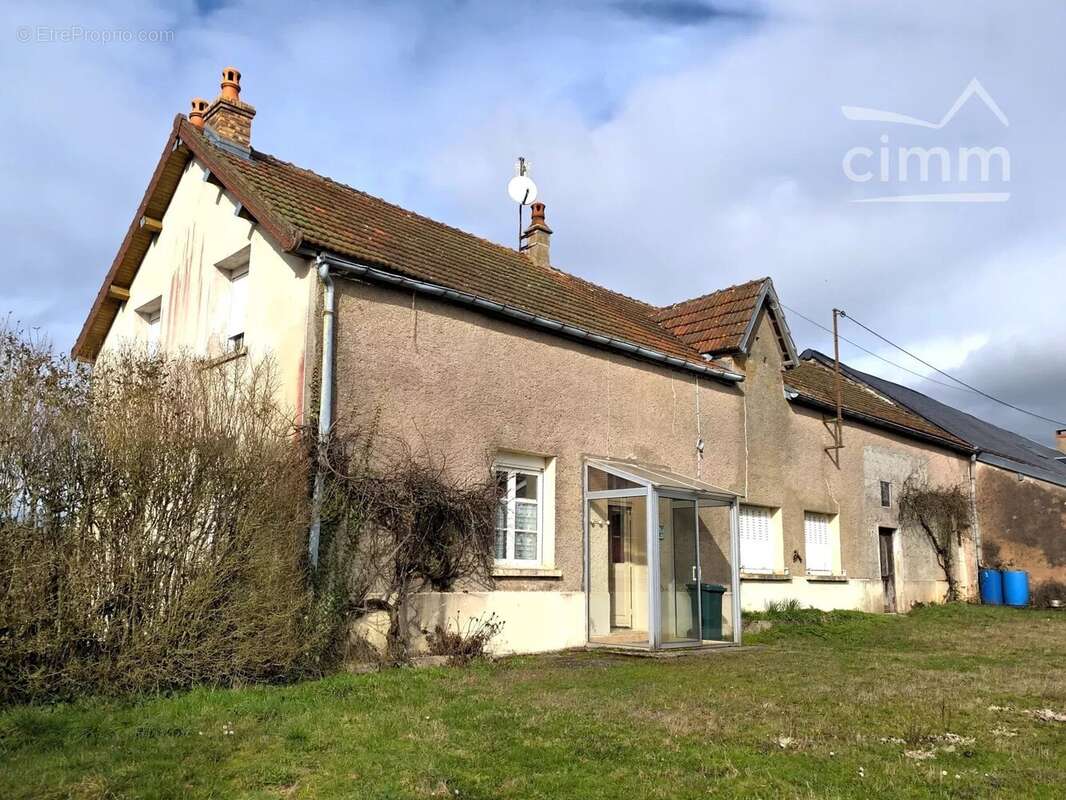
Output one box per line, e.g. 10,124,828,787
609,506,633,628
879,527,897,613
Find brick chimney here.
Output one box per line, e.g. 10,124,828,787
1057,429,1066,455
521,201,552,268
201,67,255,149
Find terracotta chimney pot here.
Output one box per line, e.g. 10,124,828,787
220,67,241,102
189,98,209,130
202,66,256,149
1057,429,1066,455
521,201,553,268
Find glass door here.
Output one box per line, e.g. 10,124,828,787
588,495,649,647
657,496,700,645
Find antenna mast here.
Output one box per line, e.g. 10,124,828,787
507,157,538,250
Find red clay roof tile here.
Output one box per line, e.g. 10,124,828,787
783,359,970,449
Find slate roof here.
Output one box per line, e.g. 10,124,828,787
74,116,770,379
783,359,971,451
801,350,1066,487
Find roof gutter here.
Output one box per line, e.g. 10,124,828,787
307,250,744,384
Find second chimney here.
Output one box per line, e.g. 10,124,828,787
521,201,553,268
201,67,256,149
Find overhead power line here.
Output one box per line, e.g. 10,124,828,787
781,304,968,393
840,311,1066,428
783,303,1066,427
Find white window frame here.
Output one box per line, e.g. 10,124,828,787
226,264,249,352
215,246,251,353
880,481,892,508
738,504,779,573
495,466,543,566
805,514,840,576
136,296,163,350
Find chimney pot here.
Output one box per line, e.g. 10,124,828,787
220,67,242,102
1057,429,1066,455
189,98,209,130
521,201,553,268
530,201,546,226
202,66,256,149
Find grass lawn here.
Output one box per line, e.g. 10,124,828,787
2,604,1065,799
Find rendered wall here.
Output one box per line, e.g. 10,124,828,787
333,280,974,651
98,159,315,421
977,462,1066,586
738,310,976,612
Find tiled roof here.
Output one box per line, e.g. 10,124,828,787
802,349,1066,487
654,278,768,354
74,117,766,377
783,359,971,450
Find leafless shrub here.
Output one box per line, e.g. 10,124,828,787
898,471,972,602
0,325,335,702
318,424,499,664
426,612,504,664
1033,580,1066,609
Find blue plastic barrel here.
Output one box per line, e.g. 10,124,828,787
1002,570,1030,607
979,569,1003,605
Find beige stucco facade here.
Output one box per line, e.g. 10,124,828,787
332,280,977,653
94,173,981,653
98,159,316,423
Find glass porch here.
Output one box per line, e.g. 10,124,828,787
584,459,741,650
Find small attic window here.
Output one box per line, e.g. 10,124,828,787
136,297,163,349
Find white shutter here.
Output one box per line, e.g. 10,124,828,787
804,512,833,573
228,268,249,340
145,309,161,348
739,505,773,572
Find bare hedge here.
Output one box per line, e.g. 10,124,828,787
0,328,332,702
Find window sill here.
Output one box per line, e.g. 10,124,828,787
492,566,563,579
740,571,792,582
806,574,848,583
201,346,247,369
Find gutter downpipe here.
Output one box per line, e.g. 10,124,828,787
308,254,334,570
969,452,982,580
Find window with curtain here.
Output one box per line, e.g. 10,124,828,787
495,467,541,564
738,505,775,572
804,511,834,574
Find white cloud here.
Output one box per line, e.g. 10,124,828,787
2,0,1063,442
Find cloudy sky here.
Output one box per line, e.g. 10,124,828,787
3,0,1064,445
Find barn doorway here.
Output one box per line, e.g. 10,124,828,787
878,527,898,613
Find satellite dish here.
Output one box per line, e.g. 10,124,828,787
508,174,538,206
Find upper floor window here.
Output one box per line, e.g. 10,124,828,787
227,265,248,351
880,481,892,508
215,245,251,353
136,297,163,350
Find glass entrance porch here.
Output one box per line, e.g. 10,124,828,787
585,459,741,649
